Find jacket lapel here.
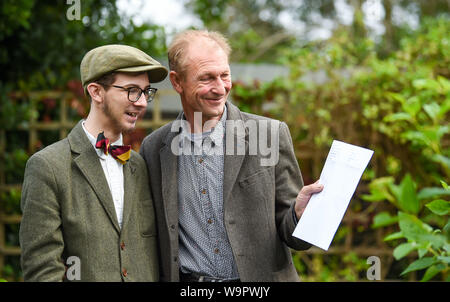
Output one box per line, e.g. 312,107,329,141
68,121,121,234
160,125,180,228
121,156,137,231
223,102,248,204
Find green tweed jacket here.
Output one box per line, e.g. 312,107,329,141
19,121,159,281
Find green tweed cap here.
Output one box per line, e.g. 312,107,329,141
80,44,168,95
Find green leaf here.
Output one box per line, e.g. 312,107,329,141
423,102,441,121
441,180,448,190
437,75,450,93
383,112,411,122
385,91,406,103
398,212,433,244
425,199,450,215
418,248,429,258
417,187,450,200
393,242,417,260
397,174,420,214
366,177,396,202
431,155,450,169
372,212,398,228
361,193,385,202
437,256,450,264
403,96,421,117
401,257,436,275
444,243,450,253
421,264,446,282
428,233,447,250
413,78,441,91
444,221,450,240
402,131,430,146
384,231,404,241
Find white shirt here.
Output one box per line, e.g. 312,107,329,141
82,121,125,229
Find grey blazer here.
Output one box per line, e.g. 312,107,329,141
140,102,311,282
19,121,159,281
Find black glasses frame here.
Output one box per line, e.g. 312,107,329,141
109,84,158,103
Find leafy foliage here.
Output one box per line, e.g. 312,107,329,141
231,17,449,281
0,0,168,281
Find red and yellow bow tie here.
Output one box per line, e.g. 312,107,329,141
95,131,131,165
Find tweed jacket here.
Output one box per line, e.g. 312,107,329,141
139,102,311,282
19,121,159,281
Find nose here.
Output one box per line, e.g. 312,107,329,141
133,92,148,108
211,78,229,95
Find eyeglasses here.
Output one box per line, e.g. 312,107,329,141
108,85,158,103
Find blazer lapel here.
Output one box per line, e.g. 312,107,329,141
160,129,179,228
69,121,121,234
223,102,248,204
121,156,137,231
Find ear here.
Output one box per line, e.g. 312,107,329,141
86,83,105,105
169,71,183,94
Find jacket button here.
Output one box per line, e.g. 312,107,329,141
122,268,128,277
120,241,125,250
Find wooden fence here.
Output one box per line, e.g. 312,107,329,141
0,89,174,279
0,90,397,281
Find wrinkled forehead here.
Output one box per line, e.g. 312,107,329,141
184,38,230,72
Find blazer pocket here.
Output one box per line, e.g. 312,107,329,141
238,167,273,188
138,199,157,237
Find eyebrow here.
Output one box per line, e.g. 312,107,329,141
119,83,152,88
198,71,230,78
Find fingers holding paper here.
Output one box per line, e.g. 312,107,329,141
295,180,324,220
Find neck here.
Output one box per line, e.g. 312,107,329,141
84,113,121,142
184,111,221,134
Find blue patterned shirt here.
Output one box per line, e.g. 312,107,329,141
177,107,239,279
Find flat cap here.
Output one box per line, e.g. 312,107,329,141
80,44,168,95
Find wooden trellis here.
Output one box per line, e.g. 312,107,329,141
0,90,396,281
0,89,173,278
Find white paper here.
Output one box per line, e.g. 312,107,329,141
292,140,374,250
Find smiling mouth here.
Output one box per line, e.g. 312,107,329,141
126,112,138,117
205,98,223,102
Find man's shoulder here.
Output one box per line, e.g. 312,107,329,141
229,102,280,124
29,138,70,163
142,121,175,146
239,111,278,123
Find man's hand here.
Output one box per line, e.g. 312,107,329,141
295,180,324,220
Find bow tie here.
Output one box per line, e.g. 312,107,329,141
95,131,131,165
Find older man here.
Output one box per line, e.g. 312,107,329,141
19,45,168,281
140,30,323,282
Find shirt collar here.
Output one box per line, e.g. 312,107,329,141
81,121,123,160
179,106,227,148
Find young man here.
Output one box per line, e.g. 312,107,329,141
139,30,323,282
19,45,168,281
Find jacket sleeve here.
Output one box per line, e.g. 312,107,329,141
275,122,312,250
19,153,66,281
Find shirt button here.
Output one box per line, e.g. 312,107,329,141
214,248,219,254
120,241,125,250
201,189,206,194
122,268,128,277
207,218,213,224
198,158,204,164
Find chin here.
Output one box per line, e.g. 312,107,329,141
205,100,225,113
121,122,137,134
